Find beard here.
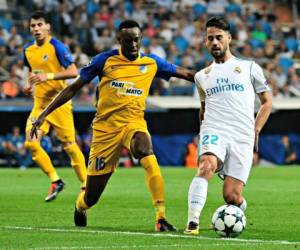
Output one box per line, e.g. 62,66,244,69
211,45,227,61
212,50,225,59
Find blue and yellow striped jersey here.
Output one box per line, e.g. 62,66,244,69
80,48,177,130
23,36,74,106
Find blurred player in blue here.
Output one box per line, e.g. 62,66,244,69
184,16,272,235
6,126,31,169
31,20,195,231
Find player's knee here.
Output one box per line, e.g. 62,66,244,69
198,157,216,177
25,140,39,153
62,141,74,149
133,146,153,159
63,142,78,157
224,192,240,205
131,132,153,159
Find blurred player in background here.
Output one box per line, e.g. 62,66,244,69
30,20,195,231
184,16,272,235
23,11,86,202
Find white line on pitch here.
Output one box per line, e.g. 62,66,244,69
29,242,275,250
2,226,300,246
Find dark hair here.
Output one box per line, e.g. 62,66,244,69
205,16,230,31
29,10,51,24
118,20,141,31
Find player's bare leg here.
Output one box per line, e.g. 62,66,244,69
223,176,247,211
25,129,64,202
74,173,112,227
185,154,220,235
131,132,177,232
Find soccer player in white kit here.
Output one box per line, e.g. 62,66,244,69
184,16,273,235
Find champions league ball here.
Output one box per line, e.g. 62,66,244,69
211,205,246,237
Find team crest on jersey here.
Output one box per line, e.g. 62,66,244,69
110,80,143,96
234,67,241,74
139,65,148,73
42,54,49,61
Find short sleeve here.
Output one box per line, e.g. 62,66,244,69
79,53,107,83
250,61,270,93
147,54,177,80
23,42,33,70
194,71,206,101
50,38,74,68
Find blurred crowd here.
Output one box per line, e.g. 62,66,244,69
1,124,298,168
0,0,300,100
0,125,135,168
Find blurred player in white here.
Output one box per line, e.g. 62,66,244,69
184,16,272,235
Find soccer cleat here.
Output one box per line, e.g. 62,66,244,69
45,180,65,202
155,218,177,232
184,221,199,235
74,206,87,227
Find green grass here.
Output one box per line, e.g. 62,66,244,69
0,166,300,249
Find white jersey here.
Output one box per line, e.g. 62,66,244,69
195,56,270,140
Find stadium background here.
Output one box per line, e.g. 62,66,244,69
0,0,299,167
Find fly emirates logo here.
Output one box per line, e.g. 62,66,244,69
205,78,244,97
110,81,143,96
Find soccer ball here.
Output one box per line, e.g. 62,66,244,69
211,204,246,237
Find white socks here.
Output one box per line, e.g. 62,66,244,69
187,176,246,225
239,198,247,212
187,177,208,225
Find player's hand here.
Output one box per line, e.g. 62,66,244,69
29,73,47,85
254,132,259,152
30,115,45,139
23,84,33,96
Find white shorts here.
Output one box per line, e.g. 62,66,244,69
198,128,254,184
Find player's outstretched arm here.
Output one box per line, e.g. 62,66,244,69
29,64,78,84
254,91,273,152
30,77,85,139
49,63,78,80
173,66,196,82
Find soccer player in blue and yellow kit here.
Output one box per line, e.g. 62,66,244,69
23,11,87,202
31,20,195,231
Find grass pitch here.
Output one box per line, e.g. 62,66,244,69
0,166,300,250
